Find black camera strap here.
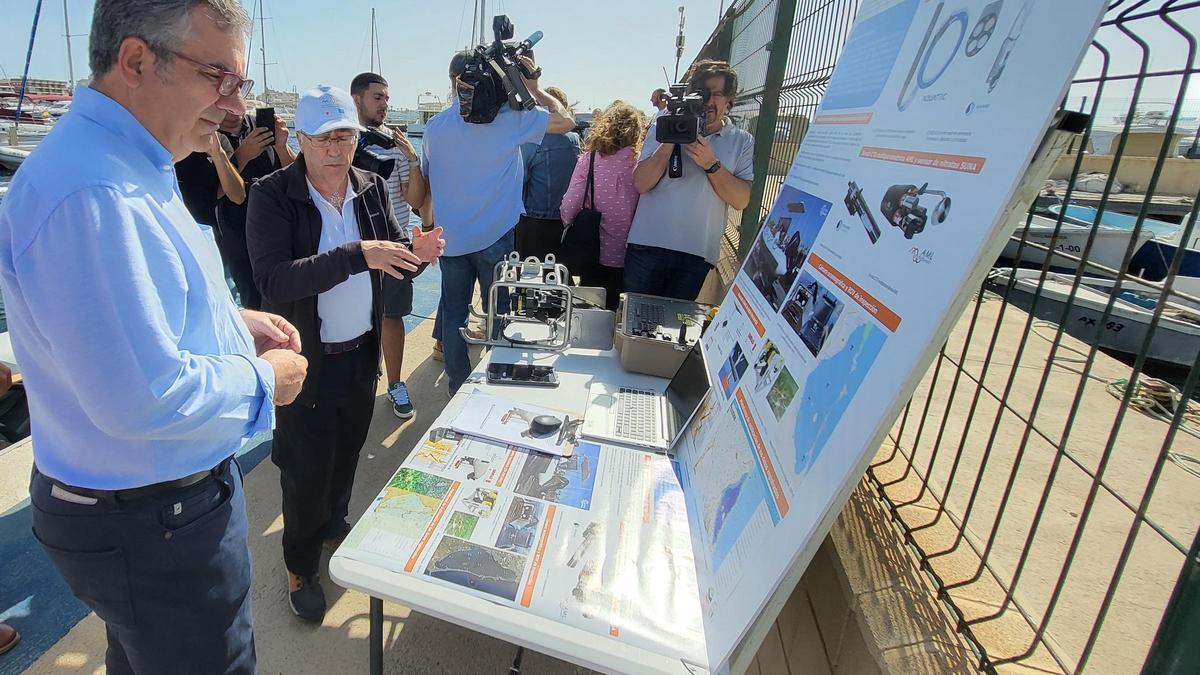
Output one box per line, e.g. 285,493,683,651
586,150,597,208
668,144,684,179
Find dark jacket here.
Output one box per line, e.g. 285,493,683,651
245,154,426,407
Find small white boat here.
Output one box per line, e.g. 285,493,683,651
0,146,30,171
991,267,1200,367
1002,213,1154,273
408,92,446,137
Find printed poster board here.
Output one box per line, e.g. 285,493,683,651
337,1,1108,672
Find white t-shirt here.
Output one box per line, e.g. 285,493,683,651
624,119,755,264
306,179,372,343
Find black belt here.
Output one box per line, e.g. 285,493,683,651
323,332,369,355
40,457,232,502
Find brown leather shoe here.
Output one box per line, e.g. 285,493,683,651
0,622,19,656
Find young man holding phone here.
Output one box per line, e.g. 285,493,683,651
350,72,427,419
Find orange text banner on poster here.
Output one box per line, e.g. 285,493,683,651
731,285,766,337
520,504,557,607
813,112,873,125
734,389,789,518
858,146,986,174
808,253,902,332
405,482,461,572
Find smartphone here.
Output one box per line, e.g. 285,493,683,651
254,107,276,143
486,362,559,387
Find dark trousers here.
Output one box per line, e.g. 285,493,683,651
579,263,624,311
273,340,376,576
30,461,254,675
622,243,713,301
515,215,564,262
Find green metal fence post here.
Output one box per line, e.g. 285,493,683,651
1142,528,1200,675
736,0,798,260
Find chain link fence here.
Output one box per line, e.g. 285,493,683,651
689,1,1200,672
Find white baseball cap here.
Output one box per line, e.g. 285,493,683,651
294,84,366,136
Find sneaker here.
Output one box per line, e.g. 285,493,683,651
432,341,444,362
464,325,486,341
287,572,327,624
389,381,414,419
323,520,352,551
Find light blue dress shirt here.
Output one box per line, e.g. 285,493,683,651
306,179,373,343
0,86,276,490
421,106,548,257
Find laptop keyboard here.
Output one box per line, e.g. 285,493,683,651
615,387,660,443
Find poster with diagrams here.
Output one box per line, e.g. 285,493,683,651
679,0,1108,668
339,1,1107,673
340,430,707,663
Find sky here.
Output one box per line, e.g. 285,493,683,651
0,0,727,114
3,0,1196,127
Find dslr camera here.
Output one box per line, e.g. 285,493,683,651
353,126,398,180
458,15,543,124
655,83,708,144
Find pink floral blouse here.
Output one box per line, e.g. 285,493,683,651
559,147,640,267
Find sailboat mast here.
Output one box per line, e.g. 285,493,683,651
258,0,268,94
62,0,74,89
478,0,486,45
370,8,376,72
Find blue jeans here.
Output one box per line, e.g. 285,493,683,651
622,243,713,301
440,229,515,393
30,460,254,675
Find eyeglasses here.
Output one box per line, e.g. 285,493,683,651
166,49,254,98
300,131,358,147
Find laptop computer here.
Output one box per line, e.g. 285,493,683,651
581,342,711,452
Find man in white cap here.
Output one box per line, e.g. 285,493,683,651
246,84,444,623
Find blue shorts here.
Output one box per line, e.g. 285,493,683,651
383,275,414,319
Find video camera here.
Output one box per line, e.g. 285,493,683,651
655,83,709,178
655,83,708,145
353,126,397,179
458,15,543,124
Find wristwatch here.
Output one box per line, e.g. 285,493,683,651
705,160,722,174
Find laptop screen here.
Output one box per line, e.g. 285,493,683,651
665,343,711,429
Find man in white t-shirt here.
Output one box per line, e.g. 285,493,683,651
626,60,755,301
351,72,427,419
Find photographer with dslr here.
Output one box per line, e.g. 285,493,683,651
625,59,754,301
350,72,427,420
423,17,575,396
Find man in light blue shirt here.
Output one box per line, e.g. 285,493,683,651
422,50,576,394
0,2,307,672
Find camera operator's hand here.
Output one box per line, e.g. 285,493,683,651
361,240,423,279
517,54,540,88
234,127,273,168
684,135,719,171
411,226,445,263
389,126,418,162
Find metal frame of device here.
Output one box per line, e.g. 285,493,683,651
463,253,576,351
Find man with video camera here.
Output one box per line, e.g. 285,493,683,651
626,59,755,301
350,72,427,420
422,19,575,396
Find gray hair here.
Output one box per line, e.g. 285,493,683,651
89,0,251,76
